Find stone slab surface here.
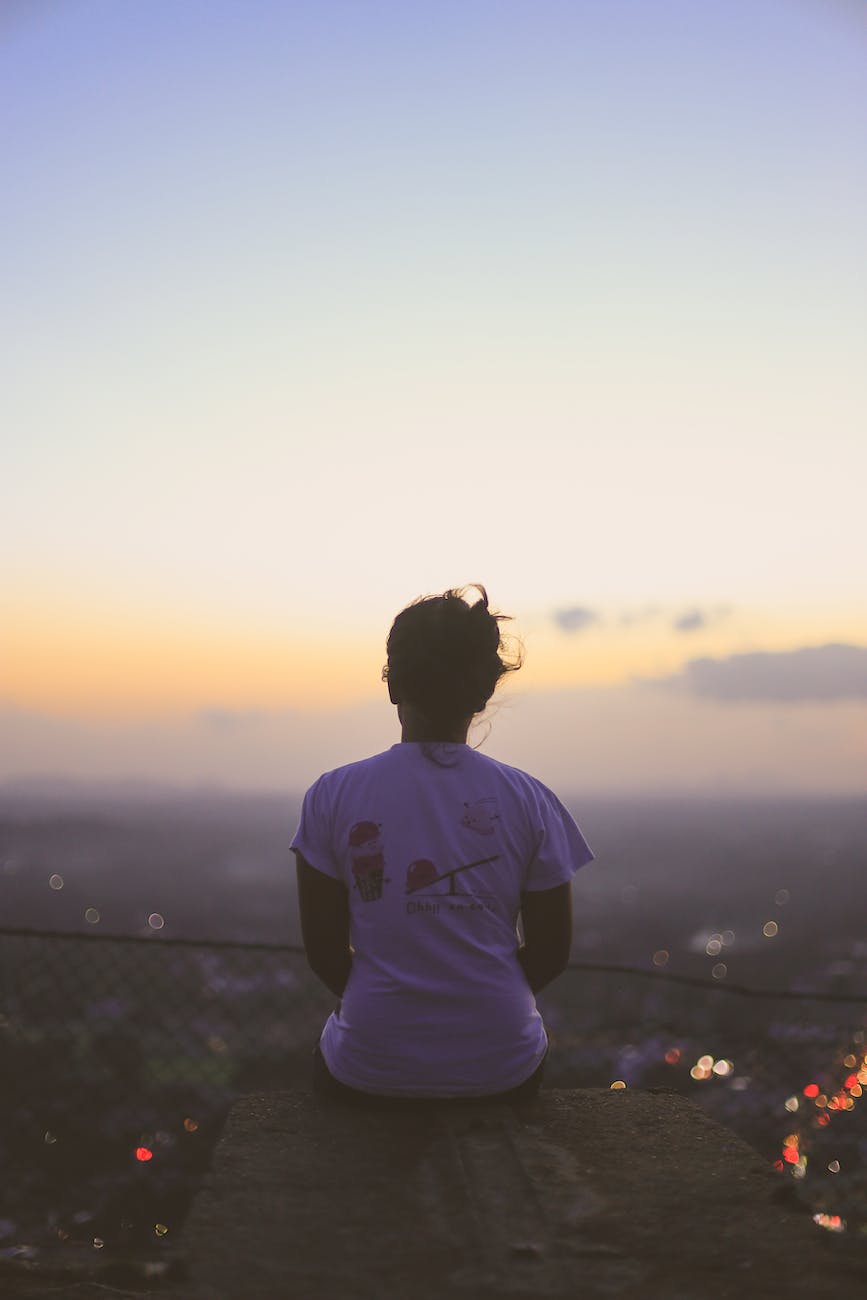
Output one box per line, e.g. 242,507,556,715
174,1088,866,1300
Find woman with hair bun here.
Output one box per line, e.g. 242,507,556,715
290,584,594,1104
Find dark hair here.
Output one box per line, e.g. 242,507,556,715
382,584,523,724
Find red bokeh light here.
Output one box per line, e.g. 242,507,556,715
803,1084,819,1098
135,1147,153,1162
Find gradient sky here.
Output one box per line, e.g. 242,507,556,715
2,1,865,793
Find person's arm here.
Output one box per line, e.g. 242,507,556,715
294,851,352,997
518,881,573,993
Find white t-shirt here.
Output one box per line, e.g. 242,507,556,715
290,741,594,1097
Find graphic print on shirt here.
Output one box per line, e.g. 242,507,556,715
405,858,439,893
404,853,500,916
461,797,500,836
348,820,388,902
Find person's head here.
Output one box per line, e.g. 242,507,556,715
382,584,523,736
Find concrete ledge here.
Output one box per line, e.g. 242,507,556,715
179,1088,866,1299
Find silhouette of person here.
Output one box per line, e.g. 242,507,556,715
290,585,593,1104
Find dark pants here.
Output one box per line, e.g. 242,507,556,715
312,1042,546,1108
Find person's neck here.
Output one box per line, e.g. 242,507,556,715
398,704,469,745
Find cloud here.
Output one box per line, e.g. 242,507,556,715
644,643,867,702
553,603,732,633
673,609,708,633
672,605,731,634
552,606,599,634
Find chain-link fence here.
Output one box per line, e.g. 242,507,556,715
1,926,864,1268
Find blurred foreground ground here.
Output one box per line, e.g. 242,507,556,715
5,1089,867,1299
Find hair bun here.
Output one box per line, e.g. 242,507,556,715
384,584,523,723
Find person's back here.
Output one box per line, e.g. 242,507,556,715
290,585,594,1102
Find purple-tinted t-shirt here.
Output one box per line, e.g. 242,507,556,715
290,742,594,1097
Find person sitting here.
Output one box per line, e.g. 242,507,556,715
290,584,594,1104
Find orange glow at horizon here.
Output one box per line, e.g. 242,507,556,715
2,613,707,713
3,591,865,719
3,597,383,716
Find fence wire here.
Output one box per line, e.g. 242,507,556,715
0,927,864,1266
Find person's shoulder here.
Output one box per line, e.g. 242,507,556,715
466,748,553,799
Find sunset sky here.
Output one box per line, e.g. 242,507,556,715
3,1,865,795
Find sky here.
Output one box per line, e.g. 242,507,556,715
2,0,866,796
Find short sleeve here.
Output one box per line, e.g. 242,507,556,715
289,776,342,881
523,782,594,892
